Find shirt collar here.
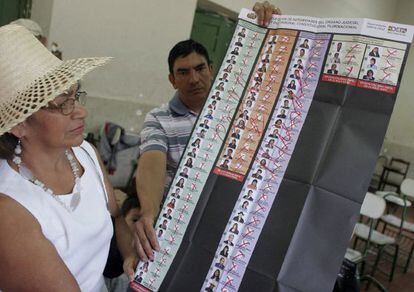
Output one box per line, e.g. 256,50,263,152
169,92,197,116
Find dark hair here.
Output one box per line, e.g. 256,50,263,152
168,39,211,74
121,196,140,217
0,133,18,160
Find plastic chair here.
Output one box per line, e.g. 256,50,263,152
377,178,414,273
344,193,388,291
378,158,410,192
352,192,399,282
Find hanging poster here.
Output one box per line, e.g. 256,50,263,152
132,9,413,292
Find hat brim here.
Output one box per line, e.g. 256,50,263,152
0,57,111,136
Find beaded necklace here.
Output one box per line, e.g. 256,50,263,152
13,145,81,212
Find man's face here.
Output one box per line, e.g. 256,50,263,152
169,52,213,107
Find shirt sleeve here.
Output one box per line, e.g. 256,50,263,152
139,111,168,154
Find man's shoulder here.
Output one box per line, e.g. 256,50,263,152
147,103,171,117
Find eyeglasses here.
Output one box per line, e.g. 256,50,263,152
44,90,87,115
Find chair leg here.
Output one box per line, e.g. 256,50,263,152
360,275,388,292
389,244,399,282
366,245,384,290
353,237,359,249
404,240,414,273
382,222,387,233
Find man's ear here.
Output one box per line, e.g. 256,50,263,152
168,73,177,89
9,122,27,139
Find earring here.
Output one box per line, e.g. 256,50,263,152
12,139,22,166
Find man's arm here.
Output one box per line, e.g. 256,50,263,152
134,150,166,261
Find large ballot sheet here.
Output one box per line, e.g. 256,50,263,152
132,9,414,292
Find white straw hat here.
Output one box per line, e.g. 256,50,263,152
0,24,111,136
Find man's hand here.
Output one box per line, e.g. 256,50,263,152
123,255,138,281
133,214,160,262
253,1,282,26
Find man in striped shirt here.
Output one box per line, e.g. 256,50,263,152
133,2,282,262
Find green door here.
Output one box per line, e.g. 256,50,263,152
0,0,32,26
191,10,236,77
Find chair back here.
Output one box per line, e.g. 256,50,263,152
401,178,414,200
360,192,386,219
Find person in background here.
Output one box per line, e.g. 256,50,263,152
105,195,141,292
10,18,63,59
0,24,136,291
10,18,47,45
134,1,282,262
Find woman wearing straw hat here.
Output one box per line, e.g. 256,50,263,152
0,24,136,291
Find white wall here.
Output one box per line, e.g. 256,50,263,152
47,0,197,106
30,0,54,37
385,0,414,147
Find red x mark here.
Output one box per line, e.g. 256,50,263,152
236,240,251,249
162,247,170,256
232,250,246,261
252,204,266,216
168,234,176,244
155,267,161,277
259,193,268,201
222,276,234,291
194,172,201,181
185,193,193,202
228,261,238,273
191,183,197,191
306,61,318,71
242,227,255,238
384,48,397,58
177,212,184,224
247,216,261,226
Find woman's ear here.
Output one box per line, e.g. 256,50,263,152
9,122,27,139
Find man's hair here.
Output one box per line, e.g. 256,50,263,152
121,196,141,217
168,39,211,74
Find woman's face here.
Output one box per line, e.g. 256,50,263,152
22,84,87,149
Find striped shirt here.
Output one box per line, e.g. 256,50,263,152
139,92,197,196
